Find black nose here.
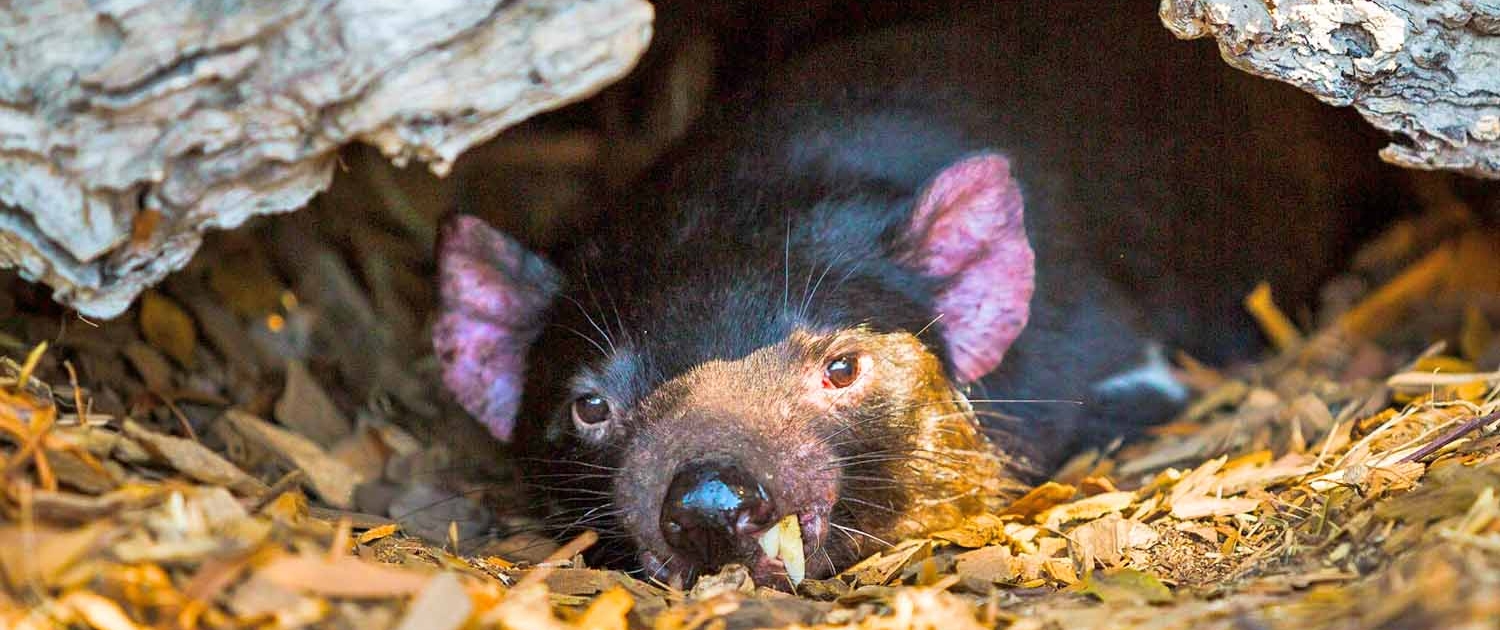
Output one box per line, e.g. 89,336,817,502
660,461,776,566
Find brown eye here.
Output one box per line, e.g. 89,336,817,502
571,394,611,426
824,355,860,389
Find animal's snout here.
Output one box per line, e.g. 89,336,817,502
659,460,776,566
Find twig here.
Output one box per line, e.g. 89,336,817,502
1399,411,1500,464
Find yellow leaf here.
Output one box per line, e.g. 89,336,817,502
139,291,197,368
357,523,401,545
575,586,633,630
1461,305,1494,362
1074,568,1172,605
1243,282,1302,350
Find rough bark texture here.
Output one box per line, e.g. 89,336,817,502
0,0,653,319
1161,0,1500,180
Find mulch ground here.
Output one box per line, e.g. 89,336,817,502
3,142,1500,629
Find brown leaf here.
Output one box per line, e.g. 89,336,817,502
122,420,267,496
257,553,432,598
0,521,112,589
1075,568,1173,605
222,409,363,508
139,291,197,368
1169,496,1263,520
120,342,174,393
930,513,1007,548
1002,481,1077,519
1039,491,1135,529
576,585,634,630
545,569,619,596
208,246,288,317
842,539,931,587
28,487,159,526
330,426,396,481
477,582,570,630
357,523,401,545
58,591,144,630
1067,514,1160,570
953,545,1018,584
393,572,471,630
274,359,352,448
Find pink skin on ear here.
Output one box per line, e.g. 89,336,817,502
432,215,561,442
905,153,1035,384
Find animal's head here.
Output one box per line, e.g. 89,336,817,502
434,153,1034,588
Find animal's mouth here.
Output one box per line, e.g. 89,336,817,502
640,512,831,590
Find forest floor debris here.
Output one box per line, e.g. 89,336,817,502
2,158,1500,628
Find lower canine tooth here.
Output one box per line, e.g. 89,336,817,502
757,525,781,558
771,515,806,585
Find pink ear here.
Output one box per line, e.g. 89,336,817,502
433,215,561,441
904,153,1034,384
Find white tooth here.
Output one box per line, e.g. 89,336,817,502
774,515,806,586
758,524,781,558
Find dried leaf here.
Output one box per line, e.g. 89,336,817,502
257,554,432,598
953,545,1018,584
1068,514,1160,569
222,409,363,508
209,247,288,317
1337,242,1455,339
58,591,144,630
139,291,197,368
122,420,267,496
120,342,173,393
1002,482,1077,519
274,359,353,448
0,522,111,589
357,523,401,545
930,513,1007,548
477,582,569,630
842,539,931,587
392,572,471,630
1461,305,1493,363
1244,282,1303,350
1169,496,1262,520
1039,491,1135,529
1075,568,1173,605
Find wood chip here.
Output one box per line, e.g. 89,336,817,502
122,420,267,496
1001,482,1077,520
221,409,363,508
58,591,145,630
139,291,198,368
393,572,472,630
256,553,432,598
274,359,352,448
1039,491,1136,529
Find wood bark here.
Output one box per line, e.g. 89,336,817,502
1161,0,1500,180
0,0,653,318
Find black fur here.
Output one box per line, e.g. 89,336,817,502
497,1,1402,575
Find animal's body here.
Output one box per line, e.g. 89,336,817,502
435,2,1398,587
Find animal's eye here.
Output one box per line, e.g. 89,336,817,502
571,394,611,427
824,354,861,389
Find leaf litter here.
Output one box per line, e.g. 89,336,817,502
2,167,1500,628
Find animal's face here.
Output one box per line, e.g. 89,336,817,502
434,154,1033,588
553,326,1012,586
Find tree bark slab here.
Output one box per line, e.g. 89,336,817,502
1162,0,1500,180
0,0,653,318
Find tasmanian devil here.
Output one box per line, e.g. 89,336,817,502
433,2,1398,588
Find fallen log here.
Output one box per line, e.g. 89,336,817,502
0,0,653,318
1162,0,1500,180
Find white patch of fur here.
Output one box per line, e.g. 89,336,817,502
1091,344,1189,403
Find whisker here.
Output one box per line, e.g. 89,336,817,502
830,521,894,548
516,458,623,472
558,293,616,356
549,323,610,358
